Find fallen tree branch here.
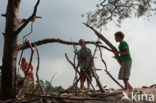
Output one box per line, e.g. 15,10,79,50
34,43,45,95
39,95,108,101
96,42,124,89
83,23,121,65
64,53,95,91
18,38,109,51
105,70,124,89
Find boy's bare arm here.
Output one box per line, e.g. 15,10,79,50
119,48,128,55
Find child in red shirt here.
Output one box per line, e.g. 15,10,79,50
21,57,36,92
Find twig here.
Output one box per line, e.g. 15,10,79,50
100,0,106,6
47,72,58,91
23,21,34,40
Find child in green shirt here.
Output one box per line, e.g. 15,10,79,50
114,31,133,90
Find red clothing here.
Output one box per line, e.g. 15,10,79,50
22,64,33,75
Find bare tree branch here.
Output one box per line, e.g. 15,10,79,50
15,0,40,35
1,14,6,17
23,22,34,40
19,16,42,25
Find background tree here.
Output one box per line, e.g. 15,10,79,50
84,0,156,28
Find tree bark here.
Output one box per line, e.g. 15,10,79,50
1,0,21,99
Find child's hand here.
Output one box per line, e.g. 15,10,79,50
112,56,117,59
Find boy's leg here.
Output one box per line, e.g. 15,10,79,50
80,71,85,90
87,81,91,90
87,69,92,91
127,81,133,90
123,78,133,90
123,79,127,90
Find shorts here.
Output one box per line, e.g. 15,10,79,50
80,67,92,82
118,60,132,80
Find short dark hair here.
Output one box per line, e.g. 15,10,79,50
114,31,124,39
79,39,85,45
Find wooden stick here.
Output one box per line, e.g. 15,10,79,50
34,43,45,95
105,70,124,89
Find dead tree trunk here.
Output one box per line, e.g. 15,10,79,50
1,0,21,99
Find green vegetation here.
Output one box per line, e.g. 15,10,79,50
36,80,65,93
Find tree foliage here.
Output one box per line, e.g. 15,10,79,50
84,0,156,28
35,80,64,93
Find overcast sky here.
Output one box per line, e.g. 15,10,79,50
0,0,156,89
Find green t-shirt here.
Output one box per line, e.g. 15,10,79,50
118,40,132,62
